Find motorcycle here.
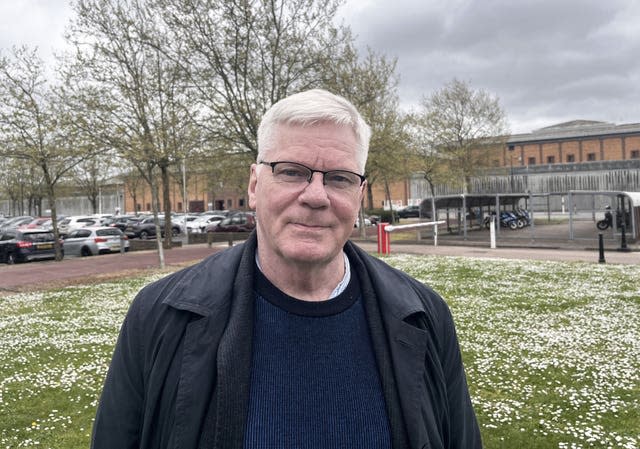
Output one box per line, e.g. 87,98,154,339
596,209,623,230
513,207,532,227
483,211,519,230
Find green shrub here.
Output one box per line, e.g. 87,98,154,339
367,208,396,223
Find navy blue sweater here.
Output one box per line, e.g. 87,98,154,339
243,269,391,449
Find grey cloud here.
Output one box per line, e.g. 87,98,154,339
340,0,640,132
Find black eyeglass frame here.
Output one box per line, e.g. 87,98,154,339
258,160,366,187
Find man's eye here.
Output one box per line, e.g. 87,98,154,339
276,166,308,179
326,172,357,186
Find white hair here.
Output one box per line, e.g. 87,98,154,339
257,89,371,173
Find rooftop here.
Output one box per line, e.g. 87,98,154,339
508,120,640,144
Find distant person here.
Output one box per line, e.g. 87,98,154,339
91,88,482,449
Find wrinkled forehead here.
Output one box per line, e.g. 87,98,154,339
261,122,363,170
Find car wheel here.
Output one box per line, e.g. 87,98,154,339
6,253,15,265
81,246,92,257
140,230,149,240
171,228,179,237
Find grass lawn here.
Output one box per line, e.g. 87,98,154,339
1,255,639,448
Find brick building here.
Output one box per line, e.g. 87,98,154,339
358,120,640,212
364,178,413,210
121,173,248,215
503,120,640,167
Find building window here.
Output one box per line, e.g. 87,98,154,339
587,152,596,161
527,157,536,165
177,202,182,211
566,154,575,162
547,156,555,164
227,199,233,208
238,198,245,207
631,149,640,159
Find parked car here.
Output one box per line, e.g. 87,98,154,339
209,212,256,233
105,215,144,232
58,216,99,236
354,217,373,228
0,229,62,264
124,217,182,239
188,214,226,233
19,217,54,231
173,214,200,233
396,205,421,218
0,215,34,231
63,226,130,256
92,214,114,225
367,215,380,225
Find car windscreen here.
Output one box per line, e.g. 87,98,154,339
96,228,122,236
21,232,55,242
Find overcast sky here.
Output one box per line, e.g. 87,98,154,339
2,0,639,134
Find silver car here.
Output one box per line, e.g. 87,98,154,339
62,226,130,256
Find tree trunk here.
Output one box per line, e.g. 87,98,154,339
160,164,173,249
366,182,374,211
90,195,98,214
383,177,395,223
358,201,367,239
42,170,63,262
150,178,165,268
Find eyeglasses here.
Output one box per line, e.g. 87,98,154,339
259,161,365,192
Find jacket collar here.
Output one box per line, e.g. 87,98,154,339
160,232,257,316
344,241,428,320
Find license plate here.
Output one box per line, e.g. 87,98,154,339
38,243,53,249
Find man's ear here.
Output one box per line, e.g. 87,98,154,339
248,164,258,210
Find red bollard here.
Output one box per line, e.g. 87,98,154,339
377,222,390,255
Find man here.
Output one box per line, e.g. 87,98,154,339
91,89,482,449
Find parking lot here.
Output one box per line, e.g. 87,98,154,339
0,243,226,294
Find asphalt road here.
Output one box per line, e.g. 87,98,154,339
0,243,226,294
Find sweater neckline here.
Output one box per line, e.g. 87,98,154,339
254,266,360,317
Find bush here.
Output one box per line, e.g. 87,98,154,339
367,208,397,224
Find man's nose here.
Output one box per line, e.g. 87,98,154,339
298,172,330,206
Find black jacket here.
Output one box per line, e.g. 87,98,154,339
91,233,481,449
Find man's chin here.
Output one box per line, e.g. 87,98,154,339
277,242,338,266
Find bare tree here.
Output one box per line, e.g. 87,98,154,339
407,113,448,202
70,151,120,213
0,47,97,260
0,158,32,216
155,0,352,158
418,79,509,193
67,0,199,265
119,168,146,214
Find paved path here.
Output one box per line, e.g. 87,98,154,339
354,241,638,264
0,239,637,294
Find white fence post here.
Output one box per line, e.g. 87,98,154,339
490,218,496,249
383,220,446,254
